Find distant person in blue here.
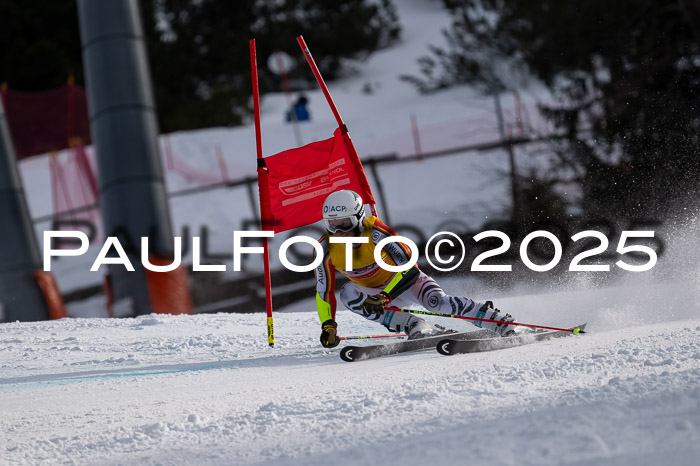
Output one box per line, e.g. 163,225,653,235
286,95,310,122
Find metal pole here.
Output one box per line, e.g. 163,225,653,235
0,98,51,322
385,307,585,334
494,90,520,221
77,0,180,316
410,113,423,158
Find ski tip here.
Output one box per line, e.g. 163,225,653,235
340,346,356,362
436,339,455,356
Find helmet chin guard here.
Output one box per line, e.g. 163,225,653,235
322,190,366,234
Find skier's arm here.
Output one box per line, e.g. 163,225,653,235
381,266,419,301
371,219,420,303
314,237,339,348
314,237,336,323
361,266,420,315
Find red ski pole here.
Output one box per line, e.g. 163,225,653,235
384,306,585,335
339,333,407,341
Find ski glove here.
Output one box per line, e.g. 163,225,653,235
320,319,339,348
362,292,391,316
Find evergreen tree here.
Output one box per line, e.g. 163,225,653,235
405,0,700,220
1,0,400,132
136,0,401,131
0,0,83,89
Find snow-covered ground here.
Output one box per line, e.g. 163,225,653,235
4,0,700,464
2,280,699,465
3,218,700,464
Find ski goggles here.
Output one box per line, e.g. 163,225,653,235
324,216,358,234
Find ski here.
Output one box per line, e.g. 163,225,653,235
340,329,497,362
436,323,587,355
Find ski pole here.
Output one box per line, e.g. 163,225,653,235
384,306,585,334
339,333,407,341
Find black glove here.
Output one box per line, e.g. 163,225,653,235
362,292,390,316
320,319,339,348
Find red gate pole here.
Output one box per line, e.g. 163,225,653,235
295,35,378,217
250,39,275,347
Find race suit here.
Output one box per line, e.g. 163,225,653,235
314,216,491,333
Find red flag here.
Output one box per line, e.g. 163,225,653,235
263,127,375,233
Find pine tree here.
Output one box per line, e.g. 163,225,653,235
0,0,83,89
1,0,400,132
404,0,700,219
142,0,401,131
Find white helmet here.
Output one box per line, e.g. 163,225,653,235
322,190,366,234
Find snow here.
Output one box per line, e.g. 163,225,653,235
4,0,700,464
2,293,699,465
3,232,700,465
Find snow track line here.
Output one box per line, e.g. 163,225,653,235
0,353,332,392
0,364,225,392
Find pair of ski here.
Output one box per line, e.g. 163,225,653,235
339,324,586,362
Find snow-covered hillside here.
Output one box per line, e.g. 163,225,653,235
3,0,700,464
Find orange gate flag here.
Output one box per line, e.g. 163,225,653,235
262,127,375,233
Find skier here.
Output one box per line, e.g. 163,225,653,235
315,189,517,348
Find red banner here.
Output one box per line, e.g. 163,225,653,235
263,127,375,233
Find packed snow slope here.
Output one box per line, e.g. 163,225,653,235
1,278,700,466
4,0,700,464
3,213,700,465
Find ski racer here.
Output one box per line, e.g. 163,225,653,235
315,189,517,348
